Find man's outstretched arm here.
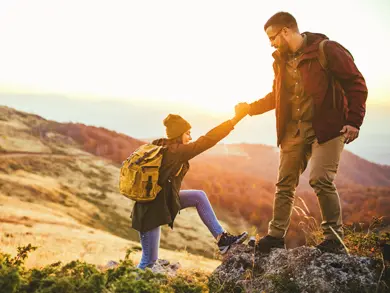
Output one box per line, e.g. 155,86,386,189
248,90,276,116
236,83,276,117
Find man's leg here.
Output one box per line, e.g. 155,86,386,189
268,126,311,239
309,135,345,240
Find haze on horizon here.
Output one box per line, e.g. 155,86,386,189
0,0,389,115
1,0,389,165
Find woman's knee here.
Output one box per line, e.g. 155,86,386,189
195,190,208,201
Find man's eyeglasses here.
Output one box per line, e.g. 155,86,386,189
269,27,284,42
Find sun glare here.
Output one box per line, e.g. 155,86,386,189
0,0,388,107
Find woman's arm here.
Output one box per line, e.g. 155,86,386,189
174,111,246,161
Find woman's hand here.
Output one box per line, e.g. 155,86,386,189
235,102,250,118
231,103,250,126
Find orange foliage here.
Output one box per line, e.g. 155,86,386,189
183,157,390,248
44,123,390,248
52,123,144,163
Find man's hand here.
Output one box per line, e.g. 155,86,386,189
340,125,359,144
235,102,250,118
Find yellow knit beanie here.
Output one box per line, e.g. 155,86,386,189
163,114,192,139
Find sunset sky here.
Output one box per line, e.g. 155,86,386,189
0,0,389,115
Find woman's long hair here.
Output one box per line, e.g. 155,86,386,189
152,136,183,147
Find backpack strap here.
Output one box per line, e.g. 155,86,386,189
131,145,163,167
318,39,355,109
318,39,328,70
318,39,336,109
174,164,183,177
318,39,355,69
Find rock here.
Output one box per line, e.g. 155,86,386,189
97,260,119,271
105,260,119,269
150,259,182,277
210,244,382,293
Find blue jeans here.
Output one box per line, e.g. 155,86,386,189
137,190,224,269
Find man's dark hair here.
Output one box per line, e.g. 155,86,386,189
264,12,298,31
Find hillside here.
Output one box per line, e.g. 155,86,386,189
1,105,390,260
2,93,390,165
0,106,231,263
0,192,219,272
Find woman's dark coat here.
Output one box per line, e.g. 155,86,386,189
131,120,234,233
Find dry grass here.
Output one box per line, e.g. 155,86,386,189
0,154,225,270
0,107,232,270
0,153,234,258
0,194,220,272
293,196,323,246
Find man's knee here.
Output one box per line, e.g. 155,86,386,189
276,178,297,200
309,174,335,194
275,189,295,202
276,169,300,192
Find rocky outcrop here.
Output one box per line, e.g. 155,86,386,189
210,244,384,293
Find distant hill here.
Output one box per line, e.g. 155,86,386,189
1,105,389,252
2,93,390,164
0,106,231,259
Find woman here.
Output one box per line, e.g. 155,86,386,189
132,108,248,269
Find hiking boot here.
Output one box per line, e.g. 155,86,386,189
315,239,346,254
217,231,248,255
255,235,285,254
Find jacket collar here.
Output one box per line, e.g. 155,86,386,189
272,32,329,63
287,33,307,58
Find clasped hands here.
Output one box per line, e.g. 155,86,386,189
234,102,250,119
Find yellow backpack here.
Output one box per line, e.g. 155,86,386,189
119,144,164,202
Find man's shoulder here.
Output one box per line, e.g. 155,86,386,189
322,39,354,61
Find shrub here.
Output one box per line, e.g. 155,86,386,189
0,246,209,293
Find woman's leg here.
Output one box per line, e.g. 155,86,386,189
137,226,161,269
179,190,224,238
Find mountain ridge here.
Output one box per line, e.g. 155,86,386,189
1,105,389,254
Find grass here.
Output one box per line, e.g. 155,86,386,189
0,193,220,273
0,244,215,293
294,197,390,258
0,244,212,293
0,153,230,260
1,136,389,292
1,171,390,292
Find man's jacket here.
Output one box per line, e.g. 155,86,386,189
249,32,368,145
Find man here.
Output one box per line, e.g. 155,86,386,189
237,12,367,253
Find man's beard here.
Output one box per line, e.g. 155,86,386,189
276,38,289,54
